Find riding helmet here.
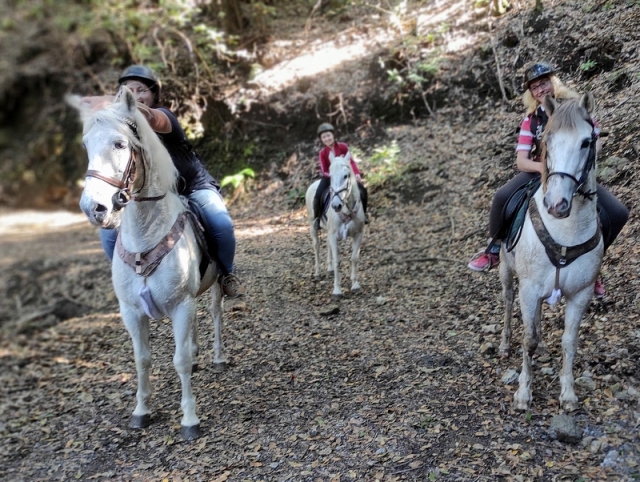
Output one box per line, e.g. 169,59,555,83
118,65,161,102
317,122,335,137
523,62,555,89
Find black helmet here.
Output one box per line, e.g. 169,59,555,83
118,65,161,101
523,62,555,89
317,122,335,137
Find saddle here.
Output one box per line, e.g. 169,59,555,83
490,178,541,253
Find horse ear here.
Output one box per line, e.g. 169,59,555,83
543,95,558,116
117,86,138,116
65,94,82,111
581,91,595,114
344,151,351,163
329,151,335,163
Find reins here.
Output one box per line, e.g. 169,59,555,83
85,116,166,210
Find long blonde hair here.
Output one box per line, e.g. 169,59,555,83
522,74,580,114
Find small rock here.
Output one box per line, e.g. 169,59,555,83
481,324,500,333
549,414,582,444
502,369,519,384
319,305,340,316
480,342,496,356
541,367,554,375
600,449,621,468
575,376,596,391
589,438,604,454
375,296,386,306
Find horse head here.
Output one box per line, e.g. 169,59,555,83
328,151,354,213
541,92,598,218
69,87,176,228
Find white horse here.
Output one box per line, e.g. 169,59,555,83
305,152,365,299
69,88,226,440
499,93,603,412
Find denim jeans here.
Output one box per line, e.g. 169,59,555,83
100,188,236,275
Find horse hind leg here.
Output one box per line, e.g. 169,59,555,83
210,282,227,373
171,300,201,439
559,290,591,412
499,260,515,357
121,308,153,429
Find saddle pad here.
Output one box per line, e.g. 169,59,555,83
503,178,541,252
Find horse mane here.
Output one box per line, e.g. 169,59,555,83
540,97,592,185
81,90,178,195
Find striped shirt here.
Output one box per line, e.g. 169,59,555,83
516,106,600,160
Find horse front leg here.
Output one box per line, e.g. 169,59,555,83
120,306,153,429
349,228,364,293
499,259,515,357
310,223,321,277
513,290,543,411
559,289,591,411
328,234,342,299
210,282,227,372
170,300,200,439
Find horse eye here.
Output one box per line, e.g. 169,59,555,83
115,140,127,149
580,139,591,149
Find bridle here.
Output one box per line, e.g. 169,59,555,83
330,168,360,222
85,117,165,211
543,120,598,201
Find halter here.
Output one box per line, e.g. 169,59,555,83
543,120,598,200
85,117,165,211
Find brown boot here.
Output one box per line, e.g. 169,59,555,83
222,273,245,298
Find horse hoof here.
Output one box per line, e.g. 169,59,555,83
181,424,201,440
331,293,342,301
212,362,228,373
130,414,151,429
561,400,579,413
513,400,530,412
351,287,361,294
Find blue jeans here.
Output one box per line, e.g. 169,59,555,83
100,189,237,275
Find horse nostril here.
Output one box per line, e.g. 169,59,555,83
95,204,107,214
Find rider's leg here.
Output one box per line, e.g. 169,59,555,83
313,177,330,230
357,182,369,223
469,171,539,271
188,188,244,297
596,184,629,251
594,184,628,298
100,228,118,262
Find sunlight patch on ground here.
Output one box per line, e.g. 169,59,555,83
0,209,87,235
249,0,481,92
251,32,394,91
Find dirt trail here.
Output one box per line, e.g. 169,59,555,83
1,120,639,480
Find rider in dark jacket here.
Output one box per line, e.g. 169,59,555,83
82,65,244,298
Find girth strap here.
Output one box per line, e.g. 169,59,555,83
528,200,601,268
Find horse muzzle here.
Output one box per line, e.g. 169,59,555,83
79,194,118,228
543,194,571,218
